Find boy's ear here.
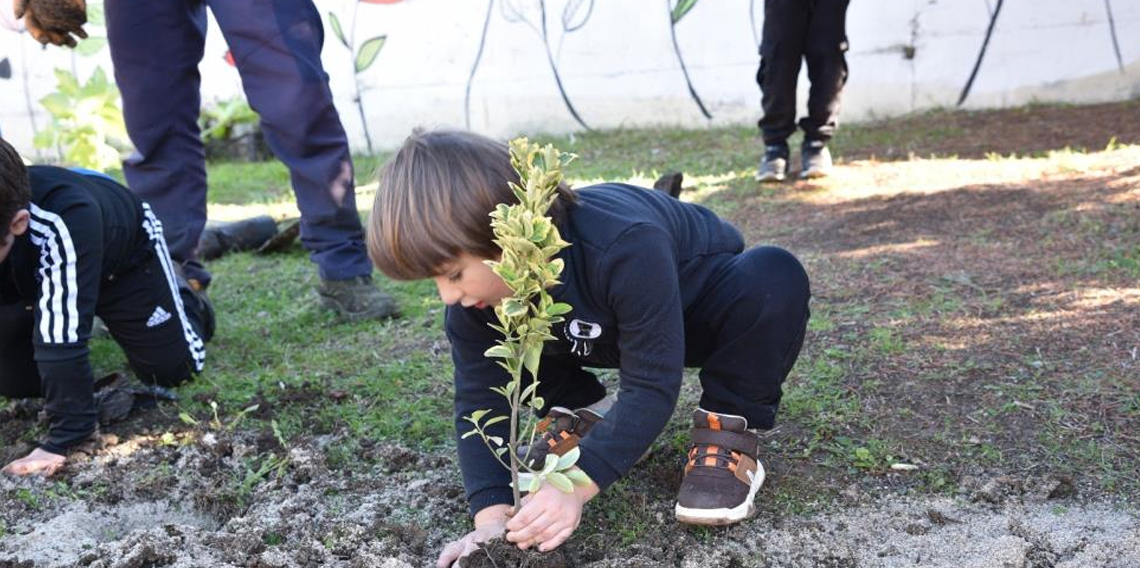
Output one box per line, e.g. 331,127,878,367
9,209,30,237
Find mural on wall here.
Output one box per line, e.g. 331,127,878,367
487,0,596,130
1,0,1137,153
465,0,495,129
328,0,400,153
957,0,1128,106
667,0,712,119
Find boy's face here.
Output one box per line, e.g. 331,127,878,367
434,253,513,310
0,209,30,264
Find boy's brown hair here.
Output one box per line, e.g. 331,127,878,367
368,130,577,281
0,138,31,238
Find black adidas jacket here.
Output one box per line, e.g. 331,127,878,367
446,183,745,515
0,167,148,454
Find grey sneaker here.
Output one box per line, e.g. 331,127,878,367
756,144,789,182
800,140,832,179
675,408,765,526
317,275,399,322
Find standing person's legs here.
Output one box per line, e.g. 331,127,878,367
105,0,212,286
799,0,850,143
207,0,397,320
98,206,211,388
756,0,811,146
206,0,364,280
0,303,42,399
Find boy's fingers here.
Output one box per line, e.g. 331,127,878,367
538,526,575,552
506,511,556,545
436,541,461,568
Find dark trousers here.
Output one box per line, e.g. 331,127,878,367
539,246,810,430
757,0,850,146
0,219,210,398
104,0,371,285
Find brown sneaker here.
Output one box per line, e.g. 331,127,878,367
675,408,765,525
317,275,399,322
517,406,603,467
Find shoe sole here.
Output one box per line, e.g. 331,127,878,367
755,172,786,182
674,461,766,526
799,169,829,179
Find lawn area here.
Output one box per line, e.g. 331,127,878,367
2,100,1138,567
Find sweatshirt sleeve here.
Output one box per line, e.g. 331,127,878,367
445,305,518,516
27,199,103,455
574,223,685,490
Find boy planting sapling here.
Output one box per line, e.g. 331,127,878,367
367,130,810,567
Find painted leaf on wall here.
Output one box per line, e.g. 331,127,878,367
328,12,349,49
671,0,698,24
74,36,107,57
87,2,105,26
0,57,10,80
562,0,593,32
355,35,387,73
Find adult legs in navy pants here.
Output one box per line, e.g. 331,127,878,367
105,0,398,321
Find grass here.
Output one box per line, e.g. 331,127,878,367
15,100,1138,532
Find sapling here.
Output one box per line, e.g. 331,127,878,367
460,137,592,510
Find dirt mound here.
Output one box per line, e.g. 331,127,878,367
2,427,1136,567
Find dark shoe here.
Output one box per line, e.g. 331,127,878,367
317,275,400,322
517,406,604,468
93,373,180,426
756,144,789,182
653,172,684,198
800,140,832,179
675,408,765,526
198,216,279,261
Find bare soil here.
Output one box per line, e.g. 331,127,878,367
3,102,1140,567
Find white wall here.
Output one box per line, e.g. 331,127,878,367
1,0,1138,159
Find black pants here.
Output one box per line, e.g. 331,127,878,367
0,228,210,399
538,246,810,430
756,0,850,146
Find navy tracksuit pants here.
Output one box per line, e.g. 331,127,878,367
105,0,371,284
538,246,811,431
757,0,850,146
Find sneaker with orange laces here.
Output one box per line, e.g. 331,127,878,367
674,408,766,525
517,406,603,468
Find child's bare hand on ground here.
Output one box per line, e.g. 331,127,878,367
506,476,600,553
2,447,66,476
437,504,511,568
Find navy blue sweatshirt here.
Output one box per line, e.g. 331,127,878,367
0,166,148,454
446,183,745,515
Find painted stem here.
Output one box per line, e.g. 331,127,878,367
667,0,712,119
540,0,590,130
1104,0,1125,74
349,0,374,153
466,0,495,129
957,0,1004,107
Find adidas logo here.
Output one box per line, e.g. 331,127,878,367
146,306,172,328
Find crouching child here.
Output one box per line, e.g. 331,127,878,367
366,131,810,567
0,138,214,476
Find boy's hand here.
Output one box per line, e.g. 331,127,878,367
436,504,510,568
505,475,600,552
2,447,66,476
